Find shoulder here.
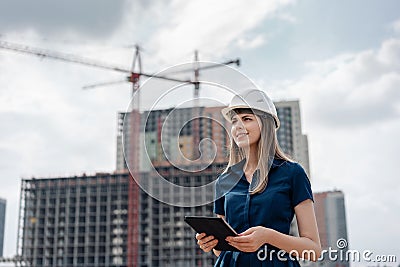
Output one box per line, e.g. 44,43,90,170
272,160,309,183
215,167,243,198
273,159,304,174
285,162,311,191
285,161,307,175
215,171,229,186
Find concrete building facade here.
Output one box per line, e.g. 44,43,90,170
117,101,310,175
18,170,222,267
313,191,349,267
0,198,6,257
275,100,310,177
17,173,137,267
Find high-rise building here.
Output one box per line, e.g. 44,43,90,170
116,110,141,172
17,173,138,267
0,198,6,257
313,191,349,267
17,170,223,267
137,164,224,267
117,100,309,174
275,100,310,177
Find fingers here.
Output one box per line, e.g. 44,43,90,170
196,233,218,252
196,234,213,244
226,235,250,243
226,235,261,253
199,238,218,252
228,242,258,253
195,233,206,240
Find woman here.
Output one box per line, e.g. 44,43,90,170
196,89,321,266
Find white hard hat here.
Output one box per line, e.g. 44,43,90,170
221,89,280,128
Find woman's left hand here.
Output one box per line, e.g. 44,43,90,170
226,226,270,252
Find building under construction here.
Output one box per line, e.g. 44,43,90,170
17,173,137,267
17,168,226,267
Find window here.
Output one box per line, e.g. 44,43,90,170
101,186,108,193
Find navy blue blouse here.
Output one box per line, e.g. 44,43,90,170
213,158,313,267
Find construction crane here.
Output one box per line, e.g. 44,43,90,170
0,40,240,104
0,39,241,169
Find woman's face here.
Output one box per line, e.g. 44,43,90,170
230,113,262,150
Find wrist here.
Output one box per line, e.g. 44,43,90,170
262,227,274,244
213,249,221,257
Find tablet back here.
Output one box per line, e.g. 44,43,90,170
184,216,239,251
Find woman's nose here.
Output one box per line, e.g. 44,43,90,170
233,121,244,130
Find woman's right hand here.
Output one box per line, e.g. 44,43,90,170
196,233,219,252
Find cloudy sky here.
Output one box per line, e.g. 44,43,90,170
0,0,399,265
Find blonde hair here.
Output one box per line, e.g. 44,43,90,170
225,110,292,194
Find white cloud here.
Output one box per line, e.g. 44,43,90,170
147,0,295,64
0,0,129,38
267,36,400,259
236,34,266,49
272,12,297,24
271,37,400,128
0,46,132,256
390,18,400,34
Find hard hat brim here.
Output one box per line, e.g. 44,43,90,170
221,105,280,129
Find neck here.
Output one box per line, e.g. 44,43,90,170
243,146,258,171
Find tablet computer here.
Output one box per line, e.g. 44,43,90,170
184,216,239,251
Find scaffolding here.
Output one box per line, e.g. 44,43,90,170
17,174,132,267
